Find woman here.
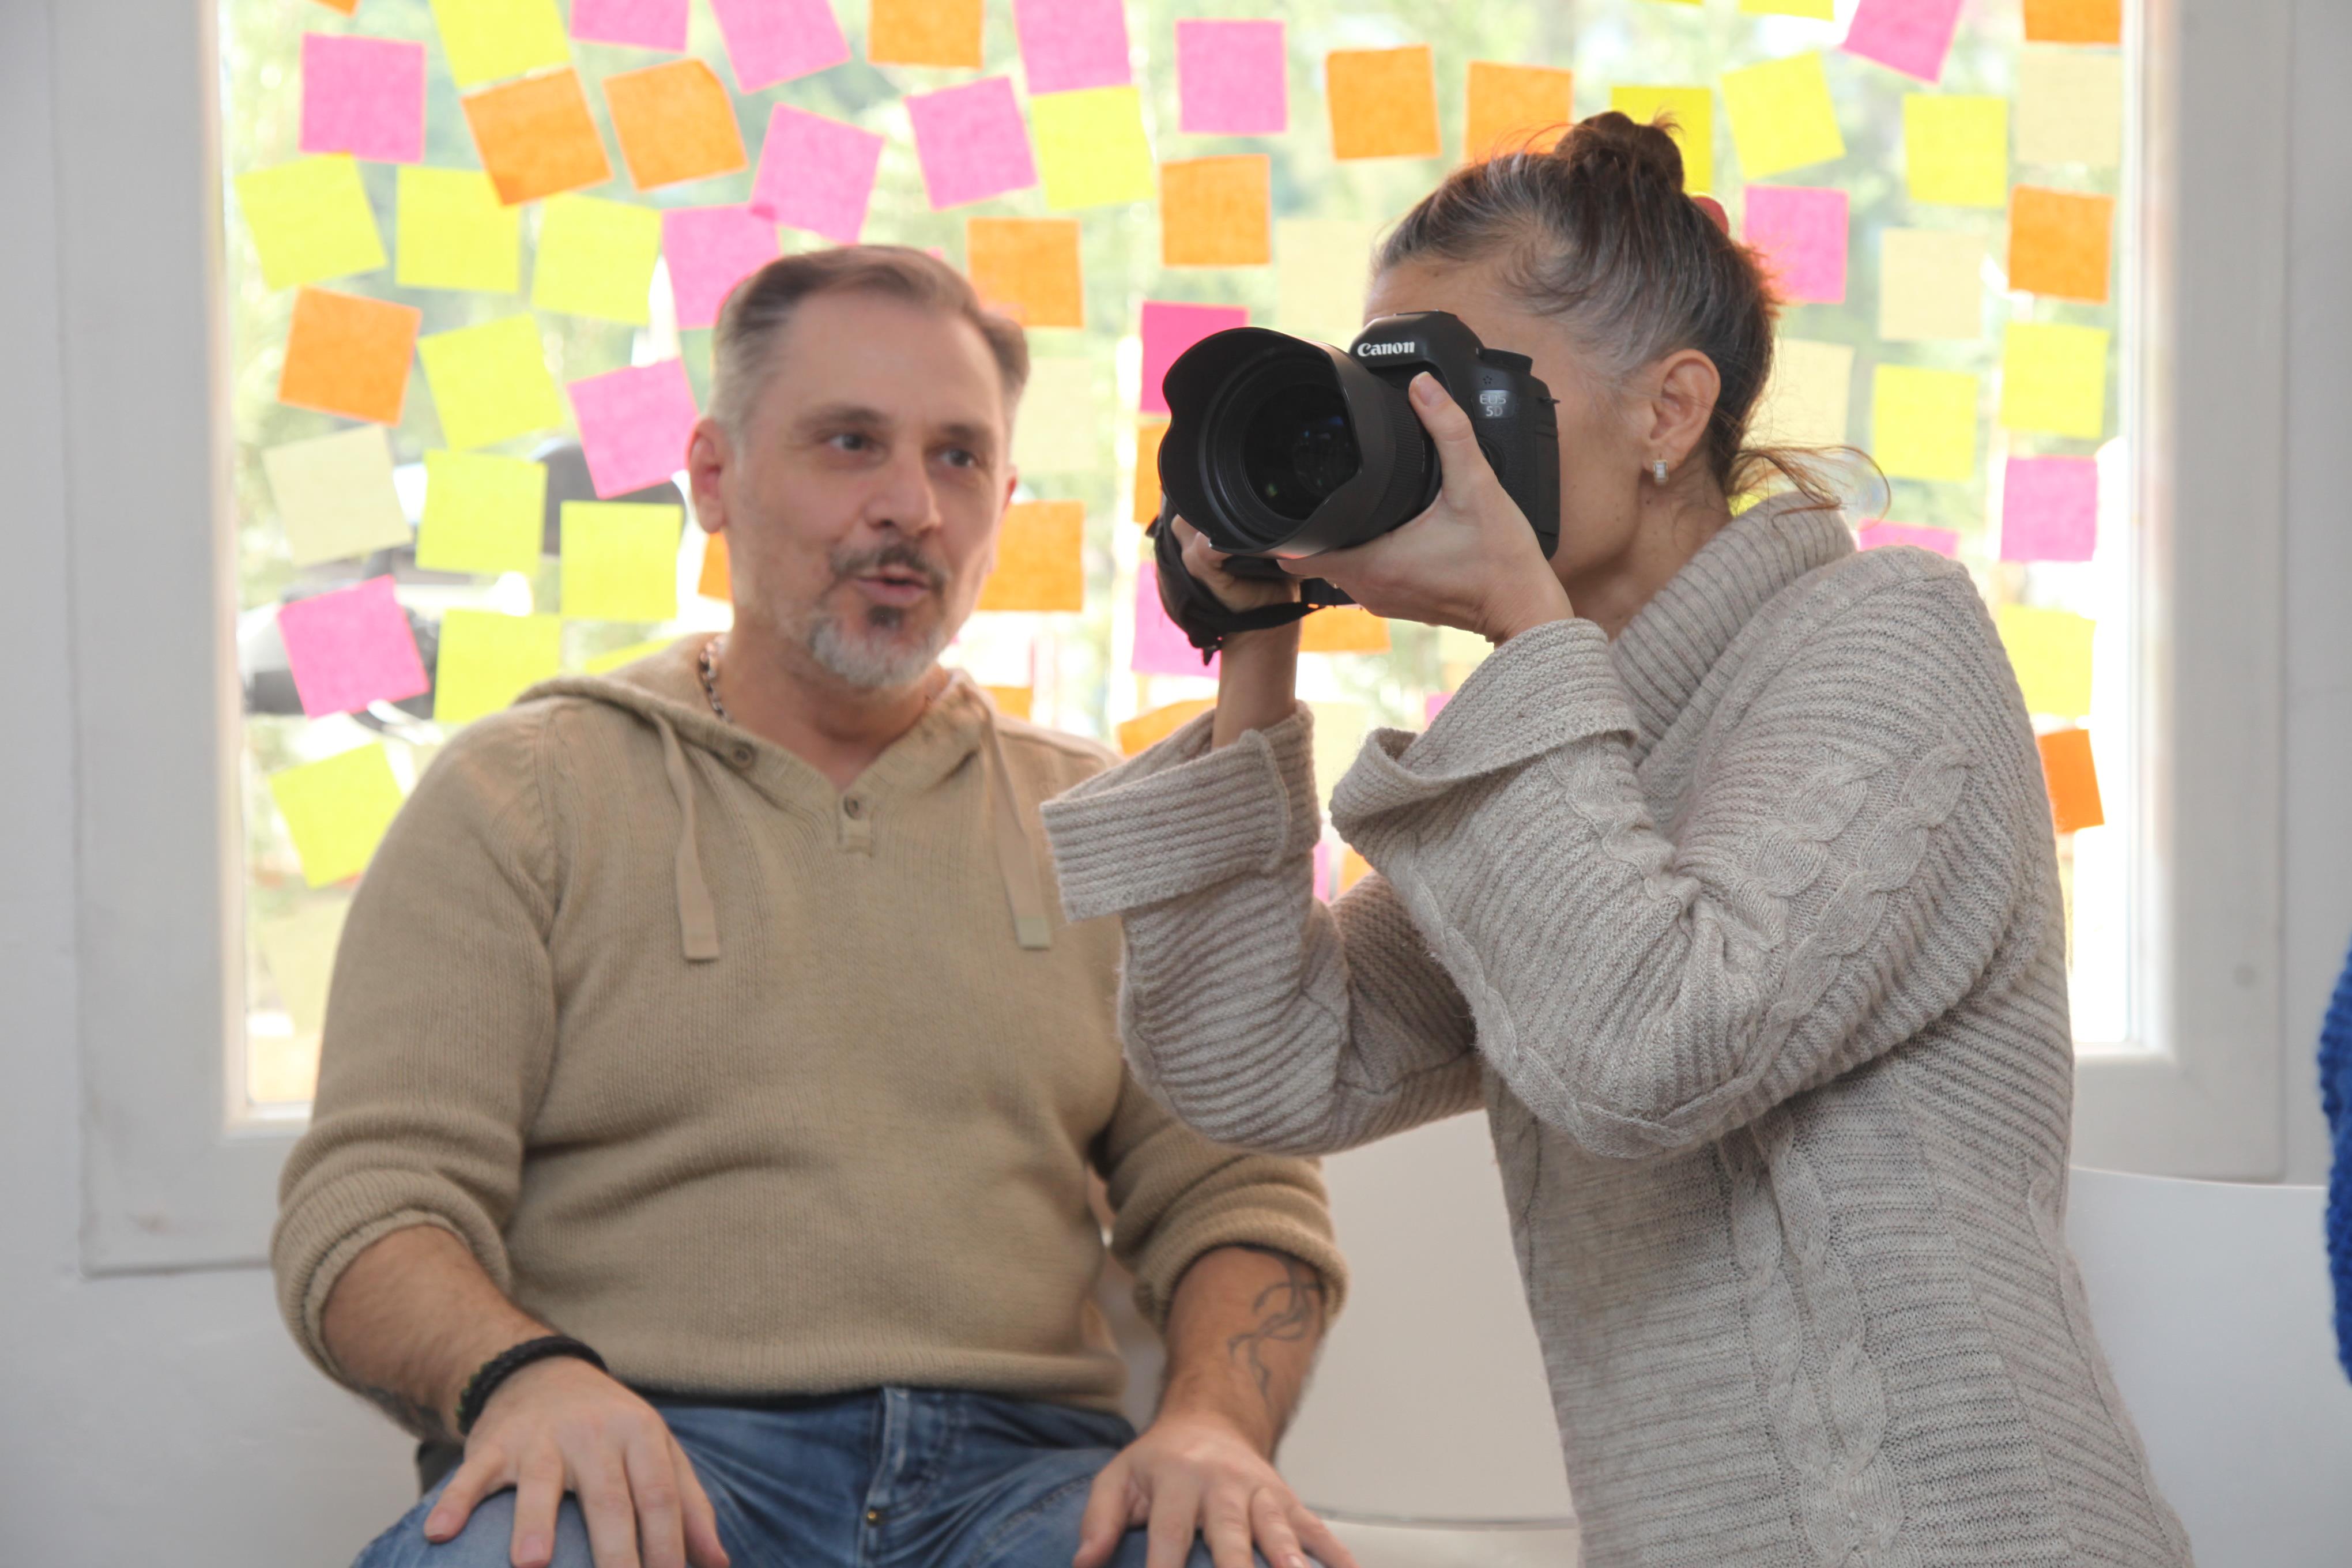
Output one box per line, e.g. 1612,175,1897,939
1039,115,2193,1566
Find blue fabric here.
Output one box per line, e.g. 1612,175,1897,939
353,1387,1268,1568
2325,931,2352,1382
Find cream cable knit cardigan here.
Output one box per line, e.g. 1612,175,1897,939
1041,498,2192,1567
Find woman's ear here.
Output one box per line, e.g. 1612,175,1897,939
1642,349,1722,474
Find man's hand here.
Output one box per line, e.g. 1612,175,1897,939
424,1355,729,1568
1071,1409,1356,1568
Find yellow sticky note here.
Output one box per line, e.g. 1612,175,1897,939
1118,698,1214,755
256,901,351,1037
2008,186,2114,303
1161,155,1272,267
1610,85,1714,193
983,685,1034,721
429,0,570,89
433,609,562,726
967,217,1085,329
1299,607,1391,654
1276,218,1381,348
1310,701,1370,801
2000,321,2109,439
1750,338,1854,448
869,0,983,69
1872,364,1980,482
1328,47,1442,161
1905,95,2008,208
1465,62,1575,160
1132,418,1169,525
235,156,386,291
2017,47,2123,168
978,499,1086,612
561,501,680,621
262,426,412,568
419,316,567,451
1742,0,1835,15
269,744,406,888
533,194,664,324
582,636,675,674
1879,228,1986,341
1996,604,2094,718
1031,87,1158,211
1721,54,1844,180
1013,358,1102,476
417,450,547,575
396,167,522,293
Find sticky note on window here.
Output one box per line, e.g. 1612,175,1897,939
1012,358,1100,474
2024,0,2121,45
533,194,664,323
263,426,411,567
1465,62,1574,160
1872,364,1979,481
1032,86,1157,210
1177,20,1286,135
978,499,1085,612
1996,604,2094,718
300,33,425,164
2008,186,2114,303
2037,726,2105,834
1742,0,1835,15
1310,702,1369,801
568,359,699,498
432,609,561,727
1132,561,1215,675
269,745,406,888
1904,95,2008,207
396,167,522,292
1300,607,1391,654
2000,321,2109,439
1276,218,1381,348
2017,47,2123,168
1609,86,1713,192
561,501,680,621
1743,186,1846,304
1328,47,1442,161
604,59,747,191
1140,300,1249,416
1132,418,1169,523
710,0,848,91
236,156,386,291
664,206,779,330
1842,0,1965,85
257,901,350,1037
278,577,431,718
462,69,613,206
2000,455,2098,562
1857,521,1959,556
1722,53,1844,179
983,685,1034,721
870,0,983,69
696,529,730,600
429,0,570,89
1879,228,1984,340
278,288,420,425
1161,156,1271,267
571,0,688,52
417,450,548,575
1015,0,1130,95
968,217,1083,329
750,104,884,244
1118,697,1214,755
907,78,1038,210
1750,338,1853,448
419,315,566,450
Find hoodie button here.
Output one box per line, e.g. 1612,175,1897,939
842,797,864,819
730,744,754,767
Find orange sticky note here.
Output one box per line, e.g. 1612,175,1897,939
1118,698,1214,755
462,69,613,206
1133,419,1169,524
869,0,983,69
978,499,1085,612
1465,62,1574,160
983,685,1034,720
1299,606,1391,654
1328,47,1441,161
2007,186,2113,303
966,217,1084,328
277,288,420,425
1160,156,1272,267
2037,726,2104,834
1337,845,1373,894
310,0,361,13
604,59,748,191
697,530,731,600
2023,0,2120,44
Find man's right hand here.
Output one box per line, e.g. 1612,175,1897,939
423,1355,729,1568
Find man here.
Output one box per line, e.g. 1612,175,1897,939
273,247,1354,1568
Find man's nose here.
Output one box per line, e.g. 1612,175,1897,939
865,446,943,536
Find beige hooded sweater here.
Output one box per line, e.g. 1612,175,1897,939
271,638,1344,1414
1040,498,2192,1565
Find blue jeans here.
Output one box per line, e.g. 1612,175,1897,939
354,1386,1263,1567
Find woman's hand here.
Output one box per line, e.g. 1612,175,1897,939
1162,515,1304,751
1280,373,1574,643
1171,515,1300,615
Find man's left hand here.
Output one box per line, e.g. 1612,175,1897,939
1071,1409,1358,1568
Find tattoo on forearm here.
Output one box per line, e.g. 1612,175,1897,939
360,1384,453,1444
1224,1249,1326,1417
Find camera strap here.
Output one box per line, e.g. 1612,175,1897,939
1148,509,1344,661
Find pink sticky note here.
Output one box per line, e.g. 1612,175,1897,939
664,206,779,330
1842,0,1966,85
749,104,884,244
1311,838,1334,902
1140,301,1249,415
568,360,701,499
907,78,1039,210
571,0,689,51
1743,186,1847,305
1176,20,1288,135
277,577,431,718
299,33,425,165
1133,562,1219,676
1424,690,1452,725
2000,457,2099,563
709,0,850,92
1014,0,1132,95
1857,521,1960,556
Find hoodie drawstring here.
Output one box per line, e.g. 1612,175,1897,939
654,713,723,963
978,704,1053,952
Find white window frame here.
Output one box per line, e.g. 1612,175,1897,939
63,0,2288,1276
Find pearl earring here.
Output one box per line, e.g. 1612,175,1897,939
1650,458,1669,485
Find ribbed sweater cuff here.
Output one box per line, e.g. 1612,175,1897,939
1041,705,1321,922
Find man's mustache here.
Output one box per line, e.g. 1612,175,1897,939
830,542,948,593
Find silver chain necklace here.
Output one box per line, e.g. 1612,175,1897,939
696,635,733,723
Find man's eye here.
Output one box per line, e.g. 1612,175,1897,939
830,432,873,453
941,447,979,469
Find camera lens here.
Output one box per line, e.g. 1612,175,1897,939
1239,384,1360,522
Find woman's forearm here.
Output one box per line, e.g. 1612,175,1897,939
1212,624,1301,750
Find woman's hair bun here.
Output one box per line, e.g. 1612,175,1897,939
1554,110,1686,194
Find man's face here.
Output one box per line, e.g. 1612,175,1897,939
688,290,1016,691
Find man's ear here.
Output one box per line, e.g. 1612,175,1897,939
686,416,733,535
1645,350,1722,473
